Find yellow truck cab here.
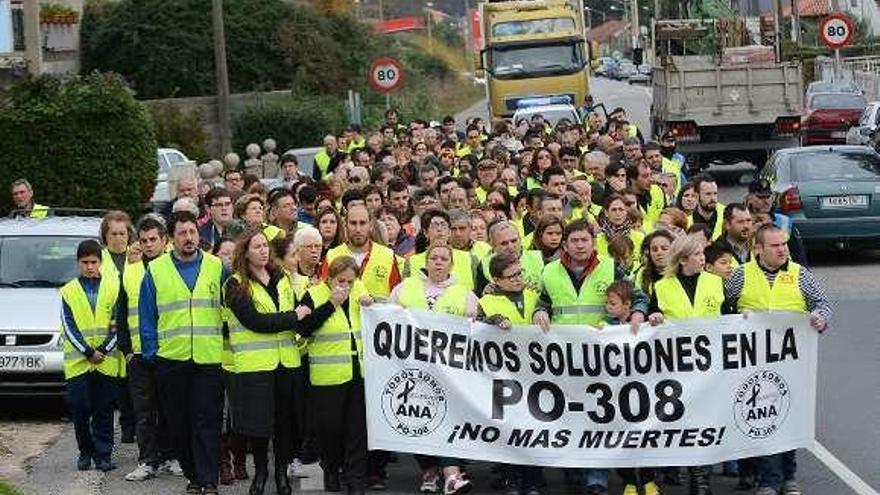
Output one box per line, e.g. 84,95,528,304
479,0,592,119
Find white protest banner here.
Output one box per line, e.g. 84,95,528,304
362,305,818,468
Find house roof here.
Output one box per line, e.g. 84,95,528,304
587,20,628,43
761,0,831,18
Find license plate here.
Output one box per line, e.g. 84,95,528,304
820,195,869,209
0,354,45,371
831,131,847,138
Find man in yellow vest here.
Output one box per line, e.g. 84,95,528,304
710,203,753,267
10,178,49,218
119,216,183,481
690,174,726,242
320,204,401,299
531,220,649,495
61,239,123,472
138,211,228,495
724,224,831,495
628,160,666,232
476,220,544,295
313,135,339,183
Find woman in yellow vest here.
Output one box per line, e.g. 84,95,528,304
595,195,645,260
60,239,123,472
389,244,475,495
222,229,317,495
647,234,730,495
632,230,674,298
235,193,285,242
296,256,374,493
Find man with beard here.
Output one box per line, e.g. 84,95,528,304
712,203,754,266
138,211,229,495
690,174,725,241
320,204,401,299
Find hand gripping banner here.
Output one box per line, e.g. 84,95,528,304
362,305,818,468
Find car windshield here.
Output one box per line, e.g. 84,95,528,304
810,93,867,109
490,42,584,78
0,236,90,287
791,151,880,181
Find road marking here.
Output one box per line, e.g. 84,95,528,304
810,440,879,495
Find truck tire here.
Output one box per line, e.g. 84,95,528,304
685,154,702,176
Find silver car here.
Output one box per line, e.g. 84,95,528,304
0,216,102,397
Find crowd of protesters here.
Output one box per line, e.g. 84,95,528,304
14,103,831,495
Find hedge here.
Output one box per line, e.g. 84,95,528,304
0,73,157,216
232,94,348,153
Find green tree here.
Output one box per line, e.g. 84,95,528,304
0,73,157,215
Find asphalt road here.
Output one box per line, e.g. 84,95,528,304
4,79,878,495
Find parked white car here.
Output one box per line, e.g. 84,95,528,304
151,148,195,210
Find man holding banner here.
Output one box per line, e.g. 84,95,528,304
725,224,831,495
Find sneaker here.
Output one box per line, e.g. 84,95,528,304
643,482,661,495
159,459,184,477
94,458,116,472
444,474,472,495
125,463,156,481
754,487,778,495
76,453,91,471
202,484,219,495
185,482,202,494
287,459,308,479
782,481,802,495
622,485,638,495
420,472,441,494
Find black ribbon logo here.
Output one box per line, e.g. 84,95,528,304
746,383,761,408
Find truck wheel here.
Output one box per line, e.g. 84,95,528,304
685,155,702,176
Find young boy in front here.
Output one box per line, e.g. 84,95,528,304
61,239,123,471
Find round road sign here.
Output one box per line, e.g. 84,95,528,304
819,13,854,49
369,57,405,94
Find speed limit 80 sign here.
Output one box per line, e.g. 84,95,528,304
369,57,405,93
820,13,854,49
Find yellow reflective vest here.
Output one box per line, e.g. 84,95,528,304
654,272,724,319
29,203,49,218
480,249,545,293
314,149,332,182
223,274,301,373
325,243,397,298
122,261,146,354
689,203,726,242
737,260,807,312
596,229,645,260
478,289,539,325
149,252,224,364
639,184,666,232
396,277,471,316
60,277,122,380
541,256,614,326
307,280,368,386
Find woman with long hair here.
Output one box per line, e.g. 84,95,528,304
632,229,675,297
316,207,344,256
525,148,556,190
676,182,699,219
389,244,477,495
529,216,564,263
223,229,318,495
595,195,645,260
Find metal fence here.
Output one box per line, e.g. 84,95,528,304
814,55,880,101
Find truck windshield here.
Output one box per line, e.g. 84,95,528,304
0,236,89,288
492,18,575,37
810,93,867,110
490,42,584,79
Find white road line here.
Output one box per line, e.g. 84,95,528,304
810,440,879,495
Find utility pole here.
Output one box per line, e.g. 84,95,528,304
463,0,474,72
212,0,231,154
426,2,434,54
630,0,639,53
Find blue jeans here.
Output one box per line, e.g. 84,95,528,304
758,450,797,489
582,468,609,488
67,371,119,462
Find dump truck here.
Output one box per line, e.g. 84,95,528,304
651,19,803,171
478,0,592,119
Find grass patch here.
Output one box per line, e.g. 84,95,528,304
0,481,24,495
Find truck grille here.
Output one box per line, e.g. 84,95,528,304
505,93,576,113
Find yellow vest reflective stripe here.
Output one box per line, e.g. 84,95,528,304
737,260,807,312
223,274,301,373
655,272,724,319
542,256,614,325
396,277,471,316
60,277,122,379
408,250,475,291
478,289,539,325
480,249,545,293
29,203,49,218
150,253,224,364
475,186,488,204
122,261,146,354
689,204,726,242
596,229,645,260
307,280,367,386
262,223,285,242
326,243,396,298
